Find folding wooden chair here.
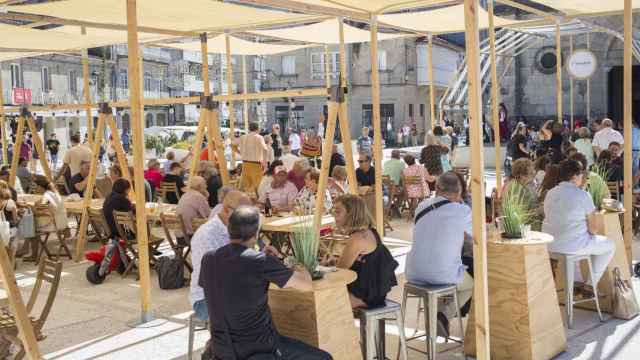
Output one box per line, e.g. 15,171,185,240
0,259,63,359
402,175,426,221
381,175,397,232
158,181,180,203
607,181,621,200
159,212,193,273
88,207,111,244
113,210,163,278
32,204,72,262
191,217,207,233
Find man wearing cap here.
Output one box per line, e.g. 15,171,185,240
258,165,297,212
239,122,269,193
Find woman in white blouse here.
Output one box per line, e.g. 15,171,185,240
542,159,615,295
33,176,68,232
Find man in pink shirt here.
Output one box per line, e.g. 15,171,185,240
258,166,298,212
176,176,212,235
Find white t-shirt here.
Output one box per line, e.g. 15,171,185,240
288,133,301,150
543,182,595,253
593,128,624,150
63,144,93,176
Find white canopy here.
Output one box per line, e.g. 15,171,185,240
0,23,127,52
252,18,409,44
531,0,640,16
163,35,312,56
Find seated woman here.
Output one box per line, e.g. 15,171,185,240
502,158,541,227
33,176,68,233
257,165,298,213
143,159,164,190
538,164,561,203
543,159,616,295
103,179,134,240
295,168,332,213
257,160,283,200
533,155,550,189
402,154,435,199
593,150,621,182
328,165,348,198
333,194,398,308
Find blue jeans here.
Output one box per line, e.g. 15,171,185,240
193,299,209,322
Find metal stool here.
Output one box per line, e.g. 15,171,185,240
549,252,604,329
187,312,209,360
400,282,464,360
353,299,408,360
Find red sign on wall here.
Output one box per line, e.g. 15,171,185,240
12,88,32,105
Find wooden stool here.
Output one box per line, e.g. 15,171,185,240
353,299,408,360
549,252,604,328
400,283,463,360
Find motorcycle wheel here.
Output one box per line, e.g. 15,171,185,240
86,263,106,285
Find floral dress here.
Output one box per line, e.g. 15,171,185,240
403,164,431,199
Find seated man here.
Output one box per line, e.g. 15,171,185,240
382,149,405,186
190,190,251,322
176,176,211,235
162,162,187,204
258,165,298,212
70,160,102,198
406,172,474,336
356,153,375,193
200,206,331,360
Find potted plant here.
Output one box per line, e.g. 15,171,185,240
499,181,533,239
587,164,611,210
291,209,323,280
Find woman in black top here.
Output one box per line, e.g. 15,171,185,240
510,122,529,160
103,179,133,238
333,194,398,308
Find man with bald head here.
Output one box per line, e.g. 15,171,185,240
176,176,211,235
190,190,252,322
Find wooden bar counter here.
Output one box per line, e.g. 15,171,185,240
465,232,566,360
268,268,361,360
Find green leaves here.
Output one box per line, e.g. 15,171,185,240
291,213,320,275
501,181,534,238
587,165,610,209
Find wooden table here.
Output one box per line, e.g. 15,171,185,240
465,231,566,360
553,210,635,316
268,269,361,360
261,213,335,233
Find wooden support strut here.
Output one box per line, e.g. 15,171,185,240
369,15,384,234
623,0,634,272
0,64,7,166
225,34,237,170
25,114,53,184
570,34,574,130
314,91,339,232
463,0,490,359
126,0,153,322
587,33,591,122
337,19,358,195
200,34,216,166
106,114,133,186
556,23,563,123
488,0,502,190
81,26,93,146
8,111,25,188
74,104,107,262
242,55,249,132
428,34,436,130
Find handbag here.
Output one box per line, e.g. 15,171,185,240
612,267,639,320
156,256,185,290
0,209,10,247
18,207,35,239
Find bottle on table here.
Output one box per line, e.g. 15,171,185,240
265,193,273,217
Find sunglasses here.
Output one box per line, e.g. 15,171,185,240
358,159,369,163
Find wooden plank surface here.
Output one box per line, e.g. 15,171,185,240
8,116,25,188
261,214,335,233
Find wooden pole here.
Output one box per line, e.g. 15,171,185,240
623,0,633,271
586,33,591,122
201,34,216,165
242,55,249,132
428,34,436,130
338,19,358,194
0,65,7,166
570,34,574,130
464,0,490,358
75,108,106,261
369,15,384,234
126,0,153,322
189,114,208,180
0,244,42,359
25,115,53,183
556,23,562,124
8,113,25,187
324,45,332,89
488,0,502,191
209,103,230,185
106,114,132,184
314,99,338,231
81,26,93,146
225,34,237,170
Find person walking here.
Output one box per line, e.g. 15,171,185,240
46,133,60,171
239,122,269,193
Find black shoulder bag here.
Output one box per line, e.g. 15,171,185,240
414,200,451,224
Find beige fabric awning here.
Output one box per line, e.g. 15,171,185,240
252,18,409,44
162,35,312,56
379,4,527,34
530,0,640,16
51,26,173,44
239,0,452,14
9,0,322,33
0,52,44,62
0,23,127,52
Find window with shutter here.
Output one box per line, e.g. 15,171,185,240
282,56,296,75
378,50,387,71
69,70,78,95
41,67,52,92
10,64,22,88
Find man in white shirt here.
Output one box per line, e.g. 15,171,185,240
62,133,93,176
239,123,269,193
288,129,301,156
190,190,252,321
592,118,624,156
406,172,474,334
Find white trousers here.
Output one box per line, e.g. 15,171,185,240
570,235,616,286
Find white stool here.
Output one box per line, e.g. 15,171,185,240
549,252,604,328
353,299,408,360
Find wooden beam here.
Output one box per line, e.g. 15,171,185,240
0,63,7,166
189,115,208,181
569,34,574,130
8,114,24,187
488,0,502,191
209,106,230,186
242,55,249,132
25,114,53,183
428,34,436,130
623,0,634,277
463,0,490,359
556,23,563,123
495,0,555,20
324,45,331,89
201,35,216,166
225,34,237,170
75,110,106,261
81,26,93,147
369,15,384,234
105,114,133,185
126,0,153,322
0,12,198,37
586,33,591,122
0,244,42,359
337,19,358,194
314,100,338,232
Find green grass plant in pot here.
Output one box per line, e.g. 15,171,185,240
587,164,611,210
291,209,323,280
500,181,533,239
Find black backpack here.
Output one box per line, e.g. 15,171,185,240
156,256,185,290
